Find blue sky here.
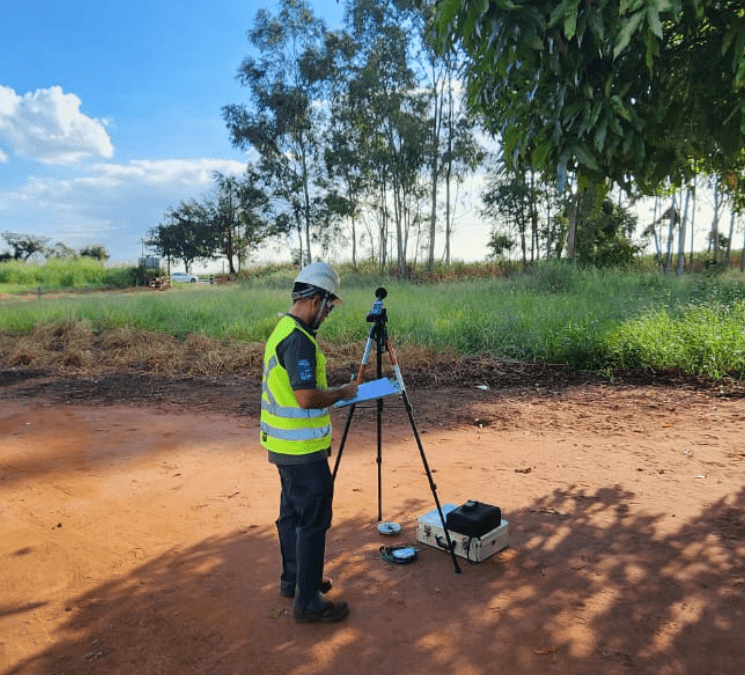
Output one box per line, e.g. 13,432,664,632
0,0,346,265
3,1,701,269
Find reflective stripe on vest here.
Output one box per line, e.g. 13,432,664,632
260,315,331,455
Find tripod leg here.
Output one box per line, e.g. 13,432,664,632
401,389,462,574
375,321,385,522
334,321,377,481
384,337,407,395
332,403,355,481
376,397,383,521
385,335,461,573
356,324,377,383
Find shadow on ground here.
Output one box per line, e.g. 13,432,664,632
5,485,744,675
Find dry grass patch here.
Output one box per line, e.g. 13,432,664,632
4,321,96,370
320,339,458,384
0,324,266,378
0,324,453,384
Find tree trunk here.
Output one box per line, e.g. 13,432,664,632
664,193,676,274
566,188,580,260
689,177,697,272
395,188,406,276
428,83,442,272
527,171,533,263
711,176,720,263
296,225,304,268
301,146,313,266
650,196,662,270
445,165,452,265
444,72,454,266
226,199,237,276
725,208,735,267
351,215,358,271
520,230,527,266
378,181,388,271
428,175,437,271
676,188,689,276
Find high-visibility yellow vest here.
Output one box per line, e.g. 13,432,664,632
260,315,332,456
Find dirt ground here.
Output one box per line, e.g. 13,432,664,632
1,365,744,675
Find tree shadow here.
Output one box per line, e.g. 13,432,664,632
5,485,744,675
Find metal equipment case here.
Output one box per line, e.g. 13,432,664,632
417,504,509,563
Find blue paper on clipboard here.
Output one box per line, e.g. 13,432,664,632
334,377,401,407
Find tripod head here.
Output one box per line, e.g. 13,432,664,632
366,287,387,323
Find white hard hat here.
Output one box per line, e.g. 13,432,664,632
292,262,343,304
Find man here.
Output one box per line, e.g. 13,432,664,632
260,262,358,624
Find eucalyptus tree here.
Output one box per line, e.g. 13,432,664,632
481,171,534,266
438,111,486,264
415,2,485,269
677,187,692,275
705,174,726,264
209,172,258,276
223,0,330,267
346,0,430,273
318,29,367,269
233,167,277,265
481,162,563,265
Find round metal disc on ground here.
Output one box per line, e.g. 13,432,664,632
377,521,401,535
391,546,417,561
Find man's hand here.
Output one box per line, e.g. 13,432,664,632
294,382,358,409
338,382,358,401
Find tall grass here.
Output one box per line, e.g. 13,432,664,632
0,286,288,342
3,262,745,380
0,258,137,289
603,302,745,379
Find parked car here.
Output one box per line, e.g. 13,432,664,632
171,272,199,283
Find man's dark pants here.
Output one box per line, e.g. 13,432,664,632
276,458,333,613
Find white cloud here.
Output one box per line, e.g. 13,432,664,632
90,158,247,186
0,85,114,165
0,157,247,262
5,158,246,202
0,147,8,162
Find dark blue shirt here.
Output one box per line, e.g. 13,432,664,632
276,314,318,390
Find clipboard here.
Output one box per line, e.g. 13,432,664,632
334,377,401,408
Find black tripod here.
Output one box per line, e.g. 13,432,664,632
332,288,461,574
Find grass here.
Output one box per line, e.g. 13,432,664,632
2,261,745,382
0,258,138,290
603,302,745,380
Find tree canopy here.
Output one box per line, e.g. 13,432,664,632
430,0,745,197
2,232,49,261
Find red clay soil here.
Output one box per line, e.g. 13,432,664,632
1,368,744,675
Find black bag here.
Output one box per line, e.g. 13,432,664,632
446,500,502,538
